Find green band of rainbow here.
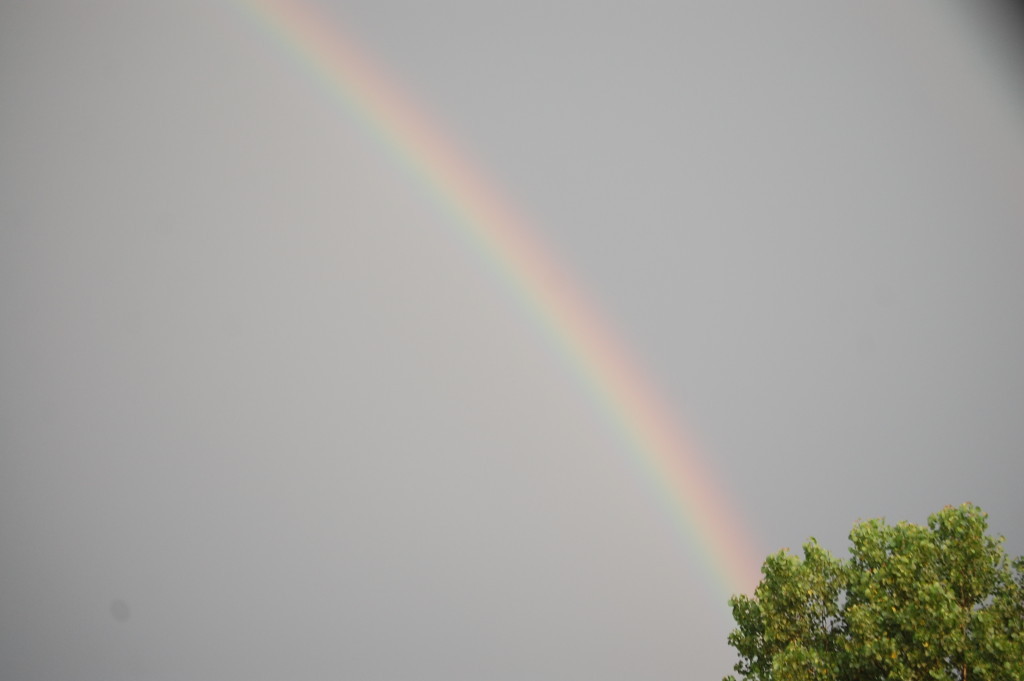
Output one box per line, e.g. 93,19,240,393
231,0,762,600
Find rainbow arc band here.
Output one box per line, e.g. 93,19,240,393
232,0,762,601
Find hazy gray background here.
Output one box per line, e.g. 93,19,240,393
2,2,1023,679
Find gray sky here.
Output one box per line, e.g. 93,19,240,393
2,2,1023,680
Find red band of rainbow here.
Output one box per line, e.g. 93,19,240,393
231,0,763,600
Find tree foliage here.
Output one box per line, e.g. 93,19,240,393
725,503,1024,681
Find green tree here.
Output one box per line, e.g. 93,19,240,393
725,503,1024,681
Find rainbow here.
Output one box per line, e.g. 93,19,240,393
230,0,762,599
